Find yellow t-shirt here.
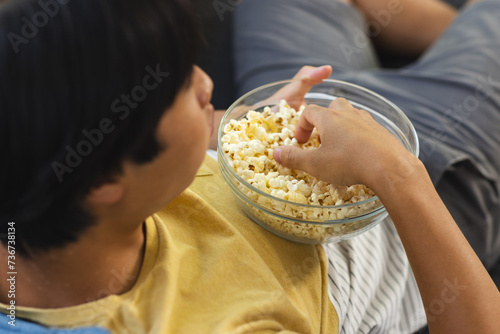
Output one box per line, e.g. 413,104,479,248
1,156,338,333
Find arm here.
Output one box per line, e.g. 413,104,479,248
274,98,500,333
377,157,500,333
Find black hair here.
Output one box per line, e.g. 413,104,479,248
0,0,200,256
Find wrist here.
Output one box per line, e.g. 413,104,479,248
368,153,428,200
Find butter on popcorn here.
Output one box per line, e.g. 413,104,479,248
221,100,381,242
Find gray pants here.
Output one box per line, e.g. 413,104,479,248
234,0,500,269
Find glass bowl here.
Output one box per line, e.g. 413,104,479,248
217,79,419,244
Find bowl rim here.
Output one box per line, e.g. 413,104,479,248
217,78,419,211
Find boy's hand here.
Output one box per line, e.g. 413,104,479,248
273,98,415,189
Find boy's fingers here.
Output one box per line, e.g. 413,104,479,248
294,104,323,143
273,65,332,109
290,65,332,96
292,65,332,83
329,97,353,111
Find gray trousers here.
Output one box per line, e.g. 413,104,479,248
234,0,500,269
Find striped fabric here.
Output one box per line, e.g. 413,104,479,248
323,219,427,334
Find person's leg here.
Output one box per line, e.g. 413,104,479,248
233,0,379,96
353,0,457,56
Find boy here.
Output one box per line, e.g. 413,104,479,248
0,0,498,333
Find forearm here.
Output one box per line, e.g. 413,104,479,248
372,157,500,333
353,0,457,56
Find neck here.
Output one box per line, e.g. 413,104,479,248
0,221,146,308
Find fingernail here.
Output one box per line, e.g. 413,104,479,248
306,65,331,81
274,147,282,163
306,68,321,78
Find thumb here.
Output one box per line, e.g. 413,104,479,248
287,65,332,100
273,145,313,172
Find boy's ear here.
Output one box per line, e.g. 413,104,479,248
86,182,125,206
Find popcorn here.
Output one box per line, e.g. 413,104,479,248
222,100,381,242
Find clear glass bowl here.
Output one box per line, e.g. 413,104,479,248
217,79,419,244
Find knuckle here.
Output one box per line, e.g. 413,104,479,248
295,65,314,79
330,97,350,110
